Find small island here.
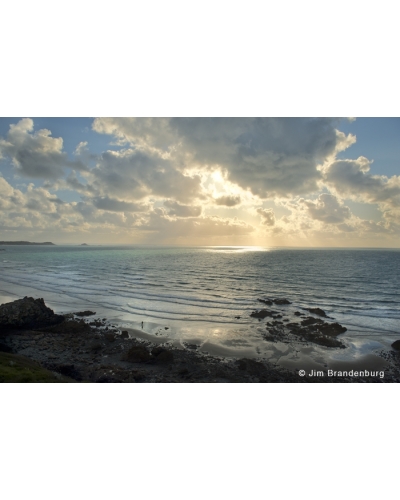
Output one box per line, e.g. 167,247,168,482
0,241,55,245
81,243,89,246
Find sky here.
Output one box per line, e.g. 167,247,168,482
0,117,399,247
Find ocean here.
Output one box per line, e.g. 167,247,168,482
1,245,399,370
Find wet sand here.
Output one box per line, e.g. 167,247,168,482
1,286,400,382
1,305,400,383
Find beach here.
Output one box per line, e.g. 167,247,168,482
1,295,400,383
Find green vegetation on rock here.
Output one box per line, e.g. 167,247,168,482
0,352,74,383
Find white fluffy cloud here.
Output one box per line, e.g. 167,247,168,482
300,194,351,224
324,156,400,227
0,118,86,179
325,156,400,206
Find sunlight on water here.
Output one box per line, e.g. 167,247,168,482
204,246,269,253
0,245,399,365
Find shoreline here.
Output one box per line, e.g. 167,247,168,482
1,297,400,383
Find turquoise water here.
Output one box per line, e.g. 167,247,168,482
1,245,399,364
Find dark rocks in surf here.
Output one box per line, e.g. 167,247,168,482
74,310,96,317
391,340,400,351
273,298,291,305
250,309,277,319
286,316,347,348
0,297,64,330
305,307,327,317
258,298,273,306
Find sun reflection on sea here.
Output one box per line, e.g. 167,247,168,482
204,246,269,253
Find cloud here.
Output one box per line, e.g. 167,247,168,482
256,207,275,226
92,195,145,213
325,156,400,206
144,209,255,242
214,194,241,207
324,156,400,228
89,148,203,203
163,200,202,217
93,117,355,199
0,118,87,179
2,117,399,245
300,194,351,224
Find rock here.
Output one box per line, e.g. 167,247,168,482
121,345,151,363
0,342,13,353
90,341,103,353
306,307,327,317
120,331,129,339
0,297,64,329
237,358,269,380
54,364,82,381
89,320,103,327
301,316,323,327
74,310,96,317
104,333,116,342
250,309,277,319
273,298,291,305
153,348,174,363
318,322,347,336
391,340,400,351
258,298,273,306
40,318,92,335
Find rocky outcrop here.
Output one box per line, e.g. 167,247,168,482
152,347,174,363
258,298,273,306
273,298,291,305
121,345,152,363
391,340,400,351
0,297,63,330
39,318,92,335
250,309,278,319
74,310,96,317
306,307,327,317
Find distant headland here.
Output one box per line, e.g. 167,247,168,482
0,241,55,246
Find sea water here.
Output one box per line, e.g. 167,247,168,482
1,245,399,368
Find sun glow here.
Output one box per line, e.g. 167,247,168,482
204,246,269,253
